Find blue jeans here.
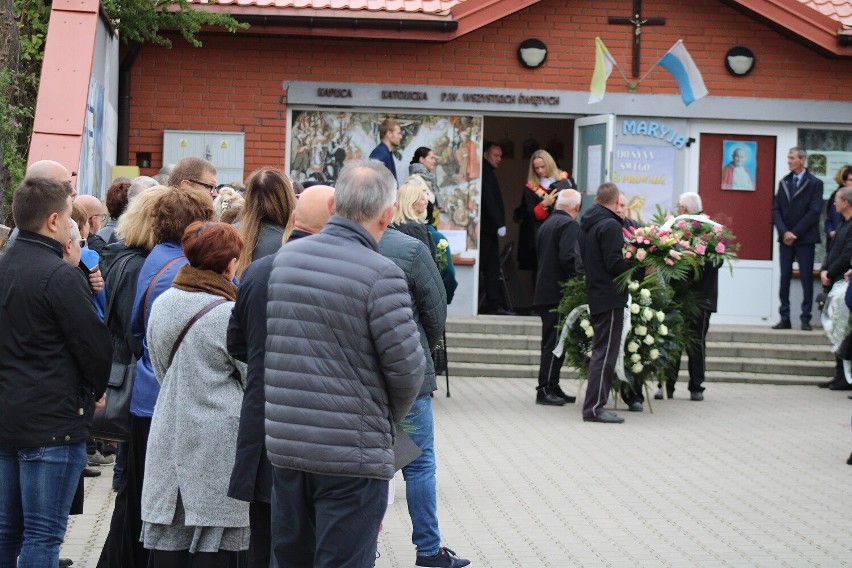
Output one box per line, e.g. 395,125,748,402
402,394,441,557
0,442,86,567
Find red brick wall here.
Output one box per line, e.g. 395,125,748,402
128,0,851,175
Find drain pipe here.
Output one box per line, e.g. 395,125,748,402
117,41,141,167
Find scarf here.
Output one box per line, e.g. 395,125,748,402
171,265,237,301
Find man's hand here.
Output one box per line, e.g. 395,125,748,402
782,231,797,246
88,266,104,294
497,226,506,237
844,269,851,282
95,394,106,412
820,270,831,287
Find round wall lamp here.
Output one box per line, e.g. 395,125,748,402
518,39,548,69
725,46,755,76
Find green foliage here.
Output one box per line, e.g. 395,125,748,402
0,71,32,205
100,0,248,48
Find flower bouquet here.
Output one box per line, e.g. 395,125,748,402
435,238,449,272
663,214,739,268
555,278,593,377
618,223,702,290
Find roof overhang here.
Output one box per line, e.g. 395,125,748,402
722,0,852,57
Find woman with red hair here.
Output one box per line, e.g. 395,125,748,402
141,221,249,566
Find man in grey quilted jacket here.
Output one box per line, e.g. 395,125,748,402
265,159,426,568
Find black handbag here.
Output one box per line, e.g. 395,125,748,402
90,255,182,441
90,359,136,441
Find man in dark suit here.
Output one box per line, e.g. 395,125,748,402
771,146,823,331
656,192,720,401
817,186,852,390
532,189,581,406
479,141,510,314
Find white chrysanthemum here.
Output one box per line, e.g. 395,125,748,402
639,288,651,299
649,348,660,360
631,362,643,373
579,319,590,329
644,335,655,345
656,311,665,322
585,327,594,338
630,303,640,314
630,353,641,363
659,324,669,336
635,326,648,336
627,341,639,353
642,307,654,321
628,281,640,292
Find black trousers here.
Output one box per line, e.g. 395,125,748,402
271,468,388,568
247,501,271,568
479,229,505,310
665,308,711,394
537,307,564,390
97,416,152,568
583,308,624,418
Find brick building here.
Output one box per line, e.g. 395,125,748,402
92,0,852,317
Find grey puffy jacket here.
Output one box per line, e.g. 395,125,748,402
265,216,425,480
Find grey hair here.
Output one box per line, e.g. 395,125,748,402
128,176,159,200
677,192,703,214
789,146,807,160
69,220,81,241
154,163,176,185
334,159,397,223
556,189,581,210
839,186,852,204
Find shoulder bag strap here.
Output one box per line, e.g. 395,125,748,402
142,256,184,324
167,298,228,367
103,253,135,327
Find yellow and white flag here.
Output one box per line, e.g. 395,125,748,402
589,37,617,104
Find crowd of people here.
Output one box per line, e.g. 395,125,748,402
0,151,467,568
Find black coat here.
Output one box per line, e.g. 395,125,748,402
227,254,275,504
0,231,112,446
820,216,852,284
580,205,632,315
101,242,148,363
772,170,823,245
533,209,579,307
480,161,505,233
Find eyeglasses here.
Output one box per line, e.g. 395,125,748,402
189,179,217,195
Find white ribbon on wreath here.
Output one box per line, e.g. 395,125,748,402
660,213,724,231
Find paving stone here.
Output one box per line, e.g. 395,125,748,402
61,380,852,567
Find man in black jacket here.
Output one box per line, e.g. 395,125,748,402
580,183,632,423
0,177,112,566
226,185,335,568
533,188,582,406
479,142,510,314
818,186,852,390
657,193,721,402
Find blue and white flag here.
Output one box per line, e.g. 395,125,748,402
656,40,708,106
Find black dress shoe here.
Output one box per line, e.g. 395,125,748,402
801,322,813,331
536,390,566,406
627,401,643,412
829,381,852,391
82,466,101,478
583,411,624,423
771,320,791,330
551,385,576,404
847,451,852,465
690,391,704,401
59,559,74,568
818,379,835,388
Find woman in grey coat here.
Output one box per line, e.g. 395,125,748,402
141,221,249,567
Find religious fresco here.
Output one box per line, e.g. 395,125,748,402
289,110,484,251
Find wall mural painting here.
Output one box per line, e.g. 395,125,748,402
289,110,484,251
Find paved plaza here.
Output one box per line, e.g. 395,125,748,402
64,378,852,567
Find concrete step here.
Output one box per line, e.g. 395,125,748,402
445,335,834,362
444,363,827,386
447,347,833,377
446,317,831,346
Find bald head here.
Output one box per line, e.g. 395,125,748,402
25,160,75,198
293,185,335,234
75,194,105,232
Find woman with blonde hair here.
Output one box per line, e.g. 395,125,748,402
515,149,567,275
235,168,297,277
213,186,245,224
393,180,436,258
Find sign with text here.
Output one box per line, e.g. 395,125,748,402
612,144,676,224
